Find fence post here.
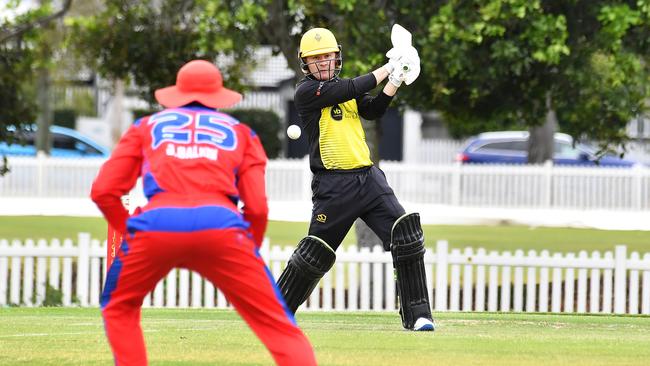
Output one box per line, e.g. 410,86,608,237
450,162,461,206
542,160,553,208
36,151,47,196
632,165,643,210
435,240,448,311
614,245,627,314
77,232,91,307
302,156,312,201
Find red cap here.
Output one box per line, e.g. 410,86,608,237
155,60,242,108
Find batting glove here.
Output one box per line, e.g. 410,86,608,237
388,68,405,88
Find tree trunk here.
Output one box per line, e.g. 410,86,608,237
355,119,382,249
261,1,302,79
528,93,557,164
35,63,52,155
110,79,125,146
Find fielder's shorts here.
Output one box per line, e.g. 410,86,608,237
308,165,405,251
101,226,316,366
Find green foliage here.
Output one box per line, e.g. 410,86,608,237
0,1,42,142
4,0,650,167
228,108,282,158
132,108,162,120
415,0,650,147
0,3,42,175
66,0,268,107
53,109,77,129
1,0,72,174
52,84,97,117
41,284,63,307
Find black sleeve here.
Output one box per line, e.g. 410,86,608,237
357,91,394,120
294,74,377,112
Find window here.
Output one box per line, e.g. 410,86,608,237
554,141,582,159
52,133,101,155
52,133,77,150
74,140,101,155
477,140,527,152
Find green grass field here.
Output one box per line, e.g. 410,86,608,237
0,216,648,253
0,308,648,365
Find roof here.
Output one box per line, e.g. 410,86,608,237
476,131,573,142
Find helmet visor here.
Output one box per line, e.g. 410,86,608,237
300,52,343,81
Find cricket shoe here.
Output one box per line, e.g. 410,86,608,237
412,317,434,331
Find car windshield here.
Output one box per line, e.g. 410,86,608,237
554,140,598,158
1,126,107,157
476,140,527,152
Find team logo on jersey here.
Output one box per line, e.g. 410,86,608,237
316,214,327,223
330,105,343,121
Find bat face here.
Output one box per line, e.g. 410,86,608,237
391,24,412,48
390,24,420,85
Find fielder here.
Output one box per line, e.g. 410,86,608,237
91,60,317,365
277,26,434,331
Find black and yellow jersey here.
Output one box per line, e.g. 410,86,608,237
294,74,393,172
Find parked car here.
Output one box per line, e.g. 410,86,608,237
0,125,109,158
456,131,640,167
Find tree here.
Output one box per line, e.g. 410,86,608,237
67,0,267,105
60,1,650,242
414,0,650,162
65,0,271,144
1,0,73,174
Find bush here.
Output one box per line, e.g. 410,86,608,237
42,284,63,307
54,109,78,129
132,108,161,120
228,108,282,158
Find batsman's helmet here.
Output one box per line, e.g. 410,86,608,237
299,27,342,79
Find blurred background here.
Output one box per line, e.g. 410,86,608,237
1,0,650,234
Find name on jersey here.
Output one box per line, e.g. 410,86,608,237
165,143,218,161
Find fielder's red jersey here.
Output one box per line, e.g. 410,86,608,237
90,105,269,246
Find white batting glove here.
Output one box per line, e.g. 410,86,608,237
388,68,405,87
387,46,420,85
383,55,402,74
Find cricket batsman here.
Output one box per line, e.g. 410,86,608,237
276,26,435,331
91,60,317,365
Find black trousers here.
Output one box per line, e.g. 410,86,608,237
308,165,406,251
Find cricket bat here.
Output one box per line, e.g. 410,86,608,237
388,24,421,85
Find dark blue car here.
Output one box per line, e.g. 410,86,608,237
456,131,639,167
0,125,110,158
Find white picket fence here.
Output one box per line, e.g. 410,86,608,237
1,233,649,314
2,156,649,210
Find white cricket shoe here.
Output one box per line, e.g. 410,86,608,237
413,317,435,331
